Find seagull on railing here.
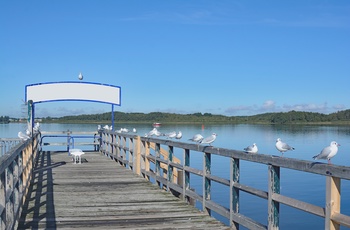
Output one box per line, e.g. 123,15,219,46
175,131,182,139
145,128,161,137
275,138,295,156
313,141,340,164
26,129,31,136
18,131,30,141
189,134,204,143
121,128,129,133
200,133,217,146
244,143,258,154
33,122,40,133
164,131,176,139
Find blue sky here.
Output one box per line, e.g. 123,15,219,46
1,1,349,118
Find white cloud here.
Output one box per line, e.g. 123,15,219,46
262,100,275,110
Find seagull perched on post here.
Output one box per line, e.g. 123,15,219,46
275,138,295,156
244,143,258,154
313,141,340,164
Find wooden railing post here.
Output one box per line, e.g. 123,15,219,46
127,138,132,170
155,143,161,188
326,176,341,230
182,149,190,203
112,133,116,157
114,134,118,160
6,163,14,228
230,157,240,230
268,165,280,230
134,136,141,176
167,146,174,192
144,141,150,181
203,152,211,215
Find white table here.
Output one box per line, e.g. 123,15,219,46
69,149,85,164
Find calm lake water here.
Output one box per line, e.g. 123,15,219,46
1,122,350,229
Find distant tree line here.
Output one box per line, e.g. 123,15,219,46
0,116,10,123
37,109,350,125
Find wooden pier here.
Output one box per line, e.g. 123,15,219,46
2,131,350,230
18,151,229,229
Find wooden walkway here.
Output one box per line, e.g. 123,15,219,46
18,151,229,230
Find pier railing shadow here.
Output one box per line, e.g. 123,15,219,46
18,151,66,229
100,130,350,230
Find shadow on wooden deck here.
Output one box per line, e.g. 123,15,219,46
19,151,63,229
18,151,229,230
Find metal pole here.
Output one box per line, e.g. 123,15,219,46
111,104,114,130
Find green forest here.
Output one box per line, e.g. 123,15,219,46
39,109,350,125
0,116,10,123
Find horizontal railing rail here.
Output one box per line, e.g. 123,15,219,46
0,139,22,157
0,133,40,230
40,131,100,151
100,130,350,230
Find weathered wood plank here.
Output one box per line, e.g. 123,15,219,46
18,151,229,229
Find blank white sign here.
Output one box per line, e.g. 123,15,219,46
25,82,121,105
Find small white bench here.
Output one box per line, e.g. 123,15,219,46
69,149,85,164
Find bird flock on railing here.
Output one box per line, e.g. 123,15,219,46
17,122,41,141
98,125,340,165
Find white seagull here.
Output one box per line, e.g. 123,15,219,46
189,134,204,143
33,122,40,133
146,128,161,137
18,131,30,141
26,129,31,136
244,143,258,154
175,131,182,139
164,131,177,139
313,141,340,164
200,133,217,146
275,138,295,156
121,128,129,133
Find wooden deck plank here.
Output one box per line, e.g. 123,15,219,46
18,151,229,229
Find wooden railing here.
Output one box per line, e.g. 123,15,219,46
0,139,22,157
100,130,350,230
0,133,40,230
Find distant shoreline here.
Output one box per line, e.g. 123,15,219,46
4,109,350,125
6,120,350,126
